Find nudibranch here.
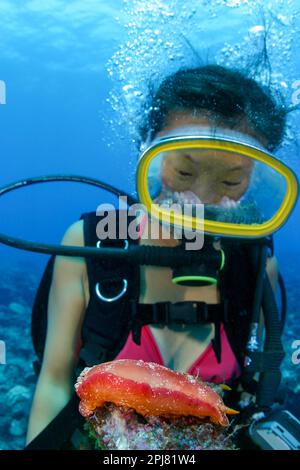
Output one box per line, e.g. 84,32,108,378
75,359,238,426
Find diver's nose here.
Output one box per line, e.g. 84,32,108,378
191,178,218,204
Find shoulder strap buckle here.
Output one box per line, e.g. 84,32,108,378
152,301,207,324
139,301,226,326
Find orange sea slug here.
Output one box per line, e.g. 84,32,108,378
75,359,238,426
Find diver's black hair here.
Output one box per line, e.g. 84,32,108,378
137,30,298,153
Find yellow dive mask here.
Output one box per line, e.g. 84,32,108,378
136,126,299,238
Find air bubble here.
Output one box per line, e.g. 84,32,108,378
104,0,300,155
276,14,290,26
249,25,265,34
225,0,241,7
122,84,133,92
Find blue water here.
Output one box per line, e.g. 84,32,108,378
0,0,300,450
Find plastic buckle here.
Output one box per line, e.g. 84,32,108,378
167,302,199,324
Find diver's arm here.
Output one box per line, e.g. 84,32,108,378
26,221,86,445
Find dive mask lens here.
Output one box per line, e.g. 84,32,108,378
137,128,298,238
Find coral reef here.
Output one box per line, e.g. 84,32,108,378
0,265,38,450
85,403,237,450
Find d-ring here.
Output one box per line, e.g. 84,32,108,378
95,279,128,302
96,240,129,250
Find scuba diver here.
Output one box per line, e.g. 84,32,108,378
3,64,297,449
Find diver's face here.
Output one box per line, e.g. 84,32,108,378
161,149,253,205
156,112,257,205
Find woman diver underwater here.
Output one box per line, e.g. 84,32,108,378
25,64,299,448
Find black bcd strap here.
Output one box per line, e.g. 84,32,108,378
78,210,140,366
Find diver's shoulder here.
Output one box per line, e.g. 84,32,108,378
61,219,85,247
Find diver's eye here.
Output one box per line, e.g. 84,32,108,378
222,181,242,187
177,169,193,177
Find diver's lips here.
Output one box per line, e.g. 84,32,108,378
75,359,238,426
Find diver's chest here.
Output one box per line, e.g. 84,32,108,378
83,264,218,373
139,265,217,373
148,323,215,373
